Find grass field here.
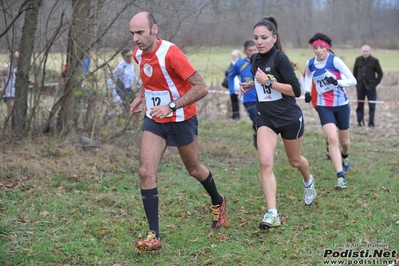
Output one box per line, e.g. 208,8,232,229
0,119,398,265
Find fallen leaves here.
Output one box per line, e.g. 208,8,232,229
0,179,18,189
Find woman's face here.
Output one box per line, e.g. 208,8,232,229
254,26,276,54
313,45,329,61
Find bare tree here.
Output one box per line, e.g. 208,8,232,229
1,0,399,142
0,0,30,40
55,0,90,136
12,0,43,138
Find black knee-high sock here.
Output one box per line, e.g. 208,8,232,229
200,171,222,205
141,188,159,238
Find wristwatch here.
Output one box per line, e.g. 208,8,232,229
169,101,177,112
265,77,277,87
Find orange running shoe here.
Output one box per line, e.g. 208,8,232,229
211,194,227,229
136,230,161,252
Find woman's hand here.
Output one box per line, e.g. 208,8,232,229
255,67,268,85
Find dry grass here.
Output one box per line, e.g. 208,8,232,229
1,71,398,181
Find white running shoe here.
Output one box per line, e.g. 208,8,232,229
259,211,281,229
304,175,317,206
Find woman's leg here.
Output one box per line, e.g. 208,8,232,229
257,126,278,209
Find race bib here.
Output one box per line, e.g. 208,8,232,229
145,89,173,118
314,74,337,94
255,81,282,102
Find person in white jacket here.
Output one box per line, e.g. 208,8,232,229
107,48,141,112
0,51,33,120
0,51,19,119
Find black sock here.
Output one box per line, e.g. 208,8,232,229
336,171,345,178
141,188,160,238
200,171,222,205
341,152,348,158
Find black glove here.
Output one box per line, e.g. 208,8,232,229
305,92,312,103
326,76,338,86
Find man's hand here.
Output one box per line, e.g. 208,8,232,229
326,76,338,86
305,92,312,103
239,81,254,95
130,96,143,113
149,104,172,120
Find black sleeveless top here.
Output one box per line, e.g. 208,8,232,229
251,47,303,128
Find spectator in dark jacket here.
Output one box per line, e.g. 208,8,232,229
353,45,383,128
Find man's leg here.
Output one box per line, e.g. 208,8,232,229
178,136,222,203
367,88,377,127
178,136,226,229
356,87,366,126
230,94,240,119
138,130,167,239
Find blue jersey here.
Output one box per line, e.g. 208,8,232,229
228,58,257,103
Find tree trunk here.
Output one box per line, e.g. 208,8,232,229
12,0,43,138
56,0,91,136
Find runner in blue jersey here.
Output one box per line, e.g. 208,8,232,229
228,40,258,149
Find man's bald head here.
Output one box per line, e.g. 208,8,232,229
130,12,157,34
130,12,159,53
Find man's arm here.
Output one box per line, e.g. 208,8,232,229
107,64,121,89
227,63,239,95
353,58,358,80
130,84,145,113
174,72,208,109
374,58,383,85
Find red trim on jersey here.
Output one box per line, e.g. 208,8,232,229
134,39,197,123
302,71,317,108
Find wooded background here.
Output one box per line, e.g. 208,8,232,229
0,0,398,141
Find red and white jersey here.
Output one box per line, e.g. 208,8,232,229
300,71,317,108
133,39,197,123
304,54,356,107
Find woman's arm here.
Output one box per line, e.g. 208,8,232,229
333,57,357,87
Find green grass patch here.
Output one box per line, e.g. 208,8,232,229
0,120,398,265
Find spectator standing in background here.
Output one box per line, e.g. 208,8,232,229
0,51,33,120
107,48,141,113
82,54,90,74
228,40,258,148
0,51,19,119
353,45,383,128
223,49,241,119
